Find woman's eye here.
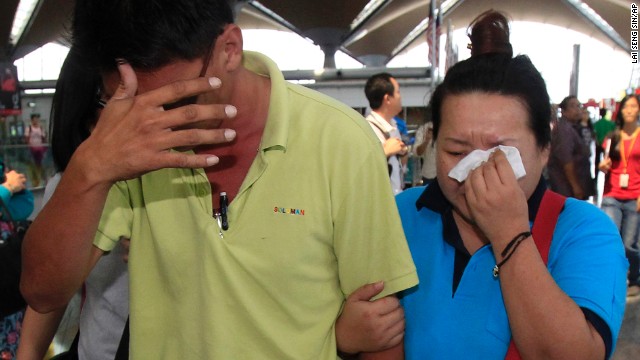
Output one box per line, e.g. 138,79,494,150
447,151,466,157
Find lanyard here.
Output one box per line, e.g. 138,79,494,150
620,128,640,173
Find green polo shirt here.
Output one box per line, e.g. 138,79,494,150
593,117,616,145
94,51,418,359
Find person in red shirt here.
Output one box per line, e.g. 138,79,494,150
599,94,640,297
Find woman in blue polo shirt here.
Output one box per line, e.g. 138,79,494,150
364,10,628,360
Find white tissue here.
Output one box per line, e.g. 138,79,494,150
448,145,526,182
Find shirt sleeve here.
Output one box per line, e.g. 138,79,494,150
549,198,628,356
93,181,133,252
413,125,425,154
42,172,62,205
0,185,12,211
0,188,34,221
332,143,418,300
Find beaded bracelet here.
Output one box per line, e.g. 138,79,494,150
492,231,532,278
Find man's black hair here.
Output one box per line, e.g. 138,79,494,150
72,0,234,72
559,95,578,111
364,72,395,110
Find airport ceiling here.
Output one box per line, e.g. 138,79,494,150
0,0,633,67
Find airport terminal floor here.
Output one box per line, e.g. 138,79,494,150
615,296,640,359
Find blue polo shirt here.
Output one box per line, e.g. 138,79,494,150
0,186,33,221
396,180,628,359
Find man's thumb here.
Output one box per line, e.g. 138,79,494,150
110,59,138,101
347,281,384,302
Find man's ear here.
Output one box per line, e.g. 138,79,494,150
218,24,243,72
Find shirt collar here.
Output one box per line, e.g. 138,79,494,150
415,177,548,250
242,51,288,153
367,111,395,133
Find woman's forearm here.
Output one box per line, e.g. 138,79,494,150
17,306,68,360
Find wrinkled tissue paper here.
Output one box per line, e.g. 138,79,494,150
448,145,526,182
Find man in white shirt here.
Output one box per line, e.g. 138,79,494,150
364,73,408,194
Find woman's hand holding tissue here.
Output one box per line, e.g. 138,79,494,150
462,149,530,251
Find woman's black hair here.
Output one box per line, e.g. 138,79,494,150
49,49,101,171
467,9,513,57
614,94,640,128
430,55,551,149
430,10,551,150
606,94,640,161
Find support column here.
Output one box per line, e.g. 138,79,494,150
304,28,347,70
569,44,580,97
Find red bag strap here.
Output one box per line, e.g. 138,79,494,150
530,190,565,263
505,190,566,360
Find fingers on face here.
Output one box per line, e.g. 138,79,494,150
471,150,511,184
491,150,519,185
468,162,489,190
162,151,220,169
160,103,236,130
156,128,235,152
144,76,222,109
482,154,503,186
112,61,138,100
465,158,495,204
464,169,479,205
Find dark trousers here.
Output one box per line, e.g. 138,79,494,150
595,144,604,185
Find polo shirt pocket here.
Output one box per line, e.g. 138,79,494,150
485,292,511,345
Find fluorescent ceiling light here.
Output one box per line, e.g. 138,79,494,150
10,0,40,46
350,0,387,30
564,0,626,50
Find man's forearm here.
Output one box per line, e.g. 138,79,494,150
21,156,110,312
